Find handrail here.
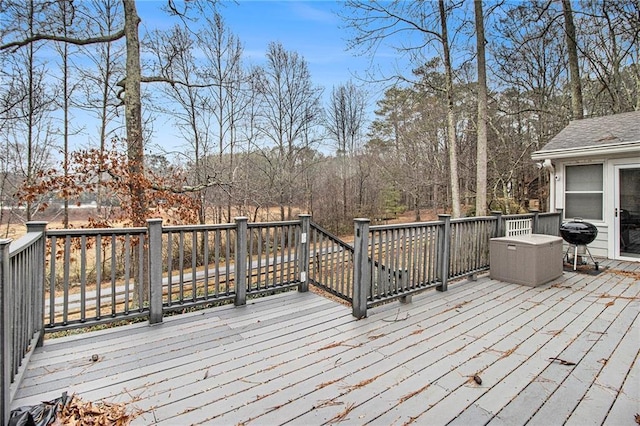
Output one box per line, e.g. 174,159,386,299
352,211,562,317
1,223,47,424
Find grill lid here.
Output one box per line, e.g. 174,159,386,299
560,219,598,245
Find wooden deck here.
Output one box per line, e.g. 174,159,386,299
11,260,639,425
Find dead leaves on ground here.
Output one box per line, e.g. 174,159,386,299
399,383,430,403
548,357,576,366
58,394,139,425
597,293,639,308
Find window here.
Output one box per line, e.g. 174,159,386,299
565,164,603,221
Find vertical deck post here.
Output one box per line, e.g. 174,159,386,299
148,219,163,324
352,218,370,319
491,211,503,237
556,208,564,236
530,209,539,234
26,222,47,347
298,214,311,293
1,239,12,425
437,215,451,292
235,217,248,307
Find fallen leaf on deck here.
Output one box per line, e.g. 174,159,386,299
548,357,576,366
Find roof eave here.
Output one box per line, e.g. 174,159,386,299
531,140,640,160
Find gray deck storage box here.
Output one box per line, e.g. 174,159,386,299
490,234,563,286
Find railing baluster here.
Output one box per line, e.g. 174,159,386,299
111,235,117,317
80,236,87,321
48,236,56,327
167,232,173,306
203,231,209,300
178,231,184,303
138,234,145,312
63,236,70,325
192,230,197,302
95,234,102,320
225,228,231,293
214,229,220,296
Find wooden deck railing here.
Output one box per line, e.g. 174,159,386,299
1,222,47,425
1,210,562,420
351,210,563,317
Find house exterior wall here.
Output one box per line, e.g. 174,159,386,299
550,153,640,259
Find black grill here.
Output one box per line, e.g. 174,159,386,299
561,219,599,271
560,220,598,245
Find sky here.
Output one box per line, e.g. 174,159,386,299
153,1,396,94
26,1,411,157
133,0,403,153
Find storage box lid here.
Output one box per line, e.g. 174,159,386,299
491,234,563,245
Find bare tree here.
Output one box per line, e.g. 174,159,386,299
578,0,639,114
254,42,323,220
562,0,584,119
0,0,57,221
73,0,126,216
1,0,218,226
325,81,367,222
198,12,245,223
342,0,462,217
474,0,488,216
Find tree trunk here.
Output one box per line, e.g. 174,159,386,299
474,0,488,217
122,0,146,226
439,0,461,218
562,0,583,120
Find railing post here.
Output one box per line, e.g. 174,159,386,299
530,209,539,234
437,215,451,292
298,214,311,293
491,211,503,237
235,217,248,307
147,219,163,325
1,239,11,426
352,218,370,319
26,221,47,348
556,208,564,236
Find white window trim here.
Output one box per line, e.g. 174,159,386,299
564,163,604,222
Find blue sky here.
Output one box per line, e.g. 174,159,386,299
131,0,404,153
138,0,398,105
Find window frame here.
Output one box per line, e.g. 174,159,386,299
564,163,604,222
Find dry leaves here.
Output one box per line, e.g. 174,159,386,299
58,394,138,425
399,383,430,403
548,357,576,366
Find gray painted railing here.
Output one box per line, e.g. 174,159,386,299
44,217,310,331
2,211,562,419
351,210,563,317
1,222,47,425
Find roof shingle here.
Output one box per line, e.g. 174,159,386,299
538,110,640,152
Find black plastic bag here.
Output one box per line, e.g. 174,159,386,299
9,392,69,426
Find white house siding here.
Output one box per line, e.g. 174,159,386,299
552,155,640,260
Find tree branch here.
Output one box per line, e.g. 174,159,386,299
150,175,229,194
0,29,125,51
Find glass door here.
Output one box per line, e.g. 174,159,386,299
617,167,640,259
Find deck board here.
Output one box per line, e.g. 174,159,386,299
11,264,639,425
